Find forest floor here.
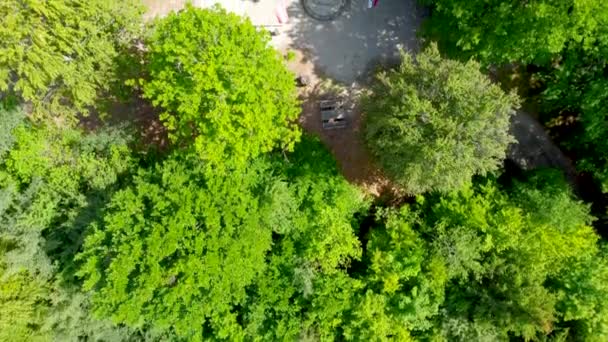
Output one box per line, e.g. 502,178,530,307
140,0,578,197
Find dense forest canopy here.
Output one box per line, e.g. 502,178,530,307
422,0,608,192
364,44,518,194
0,0,144,123
1,1,608,341
420,0,608,65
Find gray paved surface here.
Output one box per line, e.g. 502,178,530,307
508,111,578,186
284,0,423,83
143,0,424,84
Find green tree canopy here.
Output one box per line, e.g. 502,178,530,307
552,246,608,341
141,5,301,168
341,207,447,341
77,155,273,339
576,79,608,191
364,45,518,194
0,106,139,341
77,136,371,340
421,0,608,193
0,271,49,342
544,55,608,191
1,109,134,277
242,137,370,340
415,171,601,340
421,0,608,65
0,0,143,123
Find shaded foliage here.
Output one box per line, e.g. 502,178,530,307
421,0,608,66
241,137,371,340
415,171,602,341
364,44,518,194
543,52,608,192
0,0,143,123
420,0,608,197
0,108,139,341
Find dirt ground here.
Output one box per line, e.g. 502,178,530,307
142,0,423,83
281,1,423,198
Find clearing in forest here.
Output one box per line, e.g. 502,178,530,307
142,0,424,197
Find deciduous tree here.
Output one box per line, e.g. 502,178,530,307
0,0,143,123
0,107,138,341
141,5,301,168
364,45,518,194
78,154,274,339
420,0,608,65
415,171,600,340
224,137,370,340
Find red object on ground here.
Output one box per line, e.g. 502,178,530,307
276,0,289,23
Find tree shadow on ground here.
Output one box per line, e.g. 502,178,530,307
80,95,169,154
285,0,423,84
283,0,423,201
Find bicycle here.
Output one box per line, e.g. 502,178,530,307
300,0,350,21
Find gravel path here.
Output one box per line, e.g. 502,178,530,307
508,111,578,188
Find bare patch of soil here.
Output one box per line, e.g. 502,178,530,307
288,51,404,199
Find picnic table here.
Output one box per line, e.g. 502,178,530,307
321,100,347,129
